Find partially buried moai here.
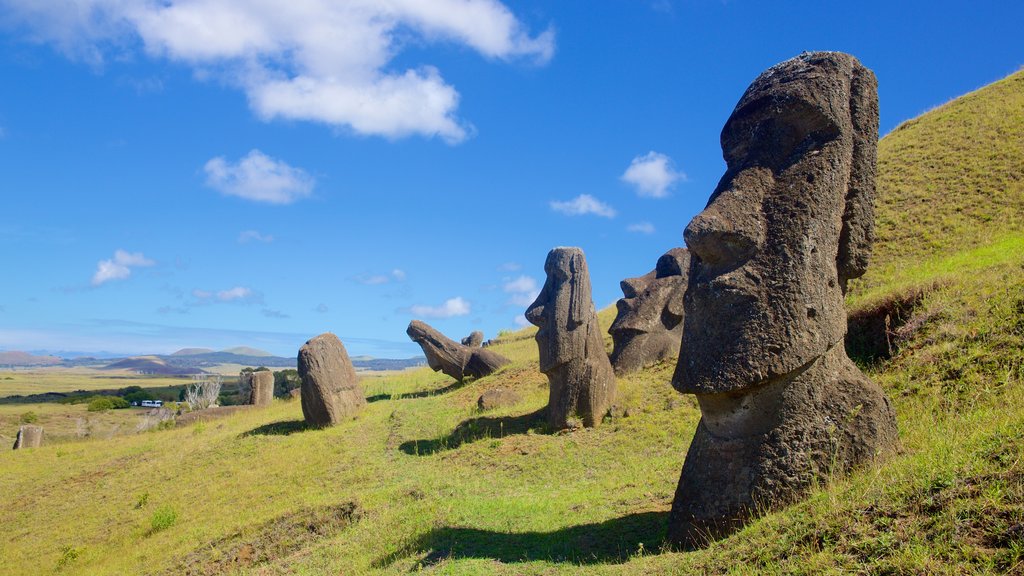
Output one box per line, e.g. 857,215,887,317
667,52,899,547
297,333,365,427
526,247,616,429
608,247,690,375
250,370,275,407
13,425,43,449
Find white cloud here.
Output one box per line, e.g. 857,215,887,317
216,287,252,301
410,296,471,318
391,269,406,281
91,249,155,285
1,0,554,142
627,222,656,234
191,286,260,304
503,275,540,307
621,151,686,198
550,194,616,218
354,269,406,285
238,229,274,243
205,149,314,204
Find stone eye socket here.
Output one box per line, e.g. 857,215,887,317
724,100,839,172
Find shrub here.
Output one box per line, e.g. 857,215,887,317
123,390,155,404
19,411,39,424
86,396,129,411
150,505,178,533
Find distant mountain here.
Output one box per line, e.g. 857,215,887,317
352,356,425,371
0,351,62,366
102,356,205,375
221,346,274,357
171,347,215,356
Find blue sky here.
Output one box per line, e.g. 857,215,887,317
0,0,1021,358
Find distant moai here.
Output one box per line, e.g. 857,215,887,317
525,247,616,429
407,321,510,381
13,425,43,449
608,247,690,375
250,370,275,406
461,331,484,348
667,52,899,548
297,333,365,427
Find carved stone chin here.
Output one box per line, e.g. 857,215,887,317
667,52,898,548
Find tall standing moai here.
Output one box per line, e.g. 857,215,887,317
525,247,616,429
13,425,43,449
297,333,365,427
667,52,899,548
608,247,690,375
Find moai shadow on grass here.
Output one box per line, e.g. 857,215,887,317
406,321,510,382
608,247,690,375
525,247,616,430
667,52,899,548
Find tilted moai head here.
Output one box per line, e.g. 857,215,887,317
406,320,510,381
668,52,897,547
609,247,690,375
526,247,616,428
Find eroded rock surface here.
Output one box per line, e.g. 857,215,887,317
609,247,690,375
297,333,365,427
13,425,43,449
526,247,616,429
667,52,899,548
407,321,510,381
461,331,484,348
250,371,275,407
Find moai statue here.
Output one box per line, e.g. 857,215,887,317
250,370,275,406
608,247,690,375
297,333,365,427
667,52,899,548
461,331,484,348
13,425,43,449
525,247,616,429
407,321,510,381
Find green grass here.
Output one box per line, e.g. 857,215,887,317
2,70,1024,575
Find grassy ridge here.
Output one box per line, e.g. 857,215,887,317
2,71,1024,574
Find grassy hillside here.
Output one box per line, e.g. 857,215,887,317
2,71,1023,575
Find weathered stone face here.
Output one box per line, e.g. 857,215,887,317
13,425,43,449
667,52,898,548
406,321,510,381
461,331,484,348
675,51,880,395
609,248,690,375
250,371,275,407
297,333,365,427
525,247,616,428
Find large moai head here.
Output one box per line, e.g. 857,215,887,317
675,51,879,394
609,247,690,375
406,320,510,381
525,247,596,374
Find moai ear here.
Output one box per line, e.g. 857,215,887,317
568,251,590,327
837,62,879,293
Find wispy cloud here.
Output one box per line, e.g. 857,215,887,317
205,150,314,205
261,308,289,319
550,194,616,218
314,303,329,314
1,1,554,143
238,230,274,243
353,269,407,286
621,151,686,198
498,262,522,272
409,296,471,318
191,286,261,304
503,275,540,307
627,222,656,234
91,249,155,286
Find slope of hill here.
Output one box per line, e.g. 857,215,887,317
2,72,1023,575
169,348,215,356
0,351,61,366
222,346,274,357
101,356,205,375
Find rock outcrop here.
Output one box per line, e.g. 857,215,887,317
609,247,690,375
667,52,899,548
297,333,365,427
406,321,510,381
525,247,616,429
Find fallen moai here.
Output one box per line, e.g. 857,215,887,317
406,321,510,381
297,333,365,427
525,247,616,429
667,52,899,548
608,247,690,375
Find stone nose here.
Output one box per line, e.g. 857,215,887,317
684,171,767,272
524,298,545,327
619,277,642,298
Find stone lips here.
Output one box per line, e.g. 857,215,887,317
525,247,616,429
13,425,43,449
609,247,690,375
666,51,898,548
297,333,365,427
406,321,510,381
